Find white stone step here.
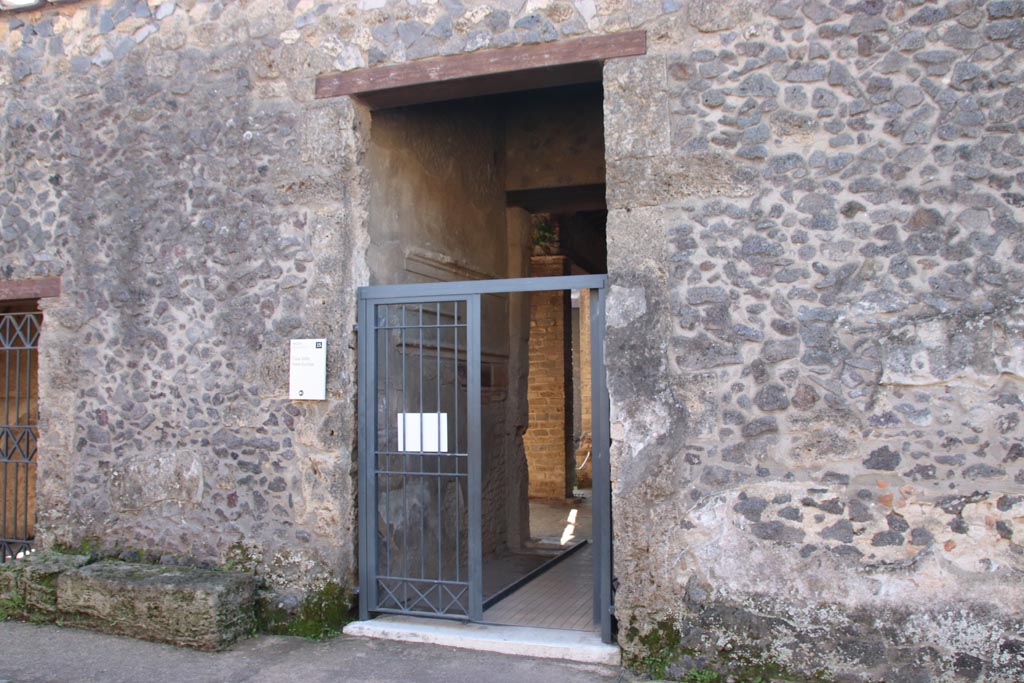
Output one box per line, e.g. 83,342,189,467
343,615,620,666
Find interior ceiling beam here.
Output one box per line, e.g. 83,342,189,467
506,184,606,213
315,30,647,109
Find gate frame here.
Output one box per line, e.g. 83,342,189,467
356,274,613,642
358,292,481,621
1,308,42,563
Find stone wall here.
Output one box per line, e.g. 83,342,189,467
603,1,1024,681
2,0,367,595
1,0,1022,680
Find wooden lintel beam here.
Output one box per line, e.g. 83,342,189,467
315,30,647,103
350,62,602,110
0,276,61,301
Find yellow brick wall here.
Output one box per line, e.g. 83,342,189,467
524,256,572,499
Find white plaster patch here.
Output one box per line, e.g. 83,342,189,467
903,609,1007,657
108,451,204,512
154,1,175,20
333,44,366,72
463,5,491,23
994,314,1024,378
680,483,1024,627
133,24,158,44
615,397,671,465
0,0,42,8
606,285,646,328
573,0,597,24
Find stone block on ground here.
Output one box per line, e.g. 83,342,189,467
0,551,91,618
57,561,257,650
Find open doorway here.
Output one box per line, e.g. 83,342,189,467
356,276,608,631
358,78,610,638
483,190,607,631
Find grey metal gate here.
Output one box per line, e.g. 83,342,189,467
357,275,612,641
358,293,483,620
1,311,40,563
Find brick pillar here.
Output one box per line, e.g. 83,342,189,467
576,288,593,488
524,255,573,499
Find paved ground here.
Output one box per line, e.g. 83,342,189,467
528,494,592,544
0,621,632,683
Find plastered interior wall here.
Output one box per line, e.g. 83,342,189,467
366,99,525,559
504,85,605,191
504,206,533,550
366,100,510,286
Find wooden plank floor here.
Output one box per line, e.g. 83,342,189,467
483,544,596,632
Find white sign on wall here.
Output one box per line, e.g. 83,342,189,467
397,413,448,453
289,339,327,400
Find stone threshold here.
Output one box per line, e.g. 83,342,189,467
343,614,620,666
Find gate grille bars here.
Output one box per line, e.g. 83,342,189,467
357,275,610,641
359,294,482,620
1,312,40,563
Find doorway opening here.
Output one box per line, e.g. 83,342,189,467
358,81,611,639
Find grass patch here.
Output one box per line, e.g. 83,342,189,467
624,619,686,679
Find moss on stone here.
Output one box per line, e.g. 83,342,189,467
623,617,841,683
256,582,354,640
4,546,355,645
223,541,262,575
717,645,836,682
52,537,102,558
0,589,26,621
624,619,686,679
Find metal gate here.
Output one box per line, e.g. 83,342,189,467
1,311,40,563
357,275,613,641
358,293,482,620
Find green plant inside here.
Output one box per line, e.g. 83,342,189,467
531,217,557,248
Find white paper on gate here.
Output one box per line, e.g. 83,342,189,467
397,413,448,452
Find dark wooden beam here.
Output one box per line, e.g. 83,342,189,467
316,31,647,108
506,184,606,213
348,62,603,110
0,276,61,301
